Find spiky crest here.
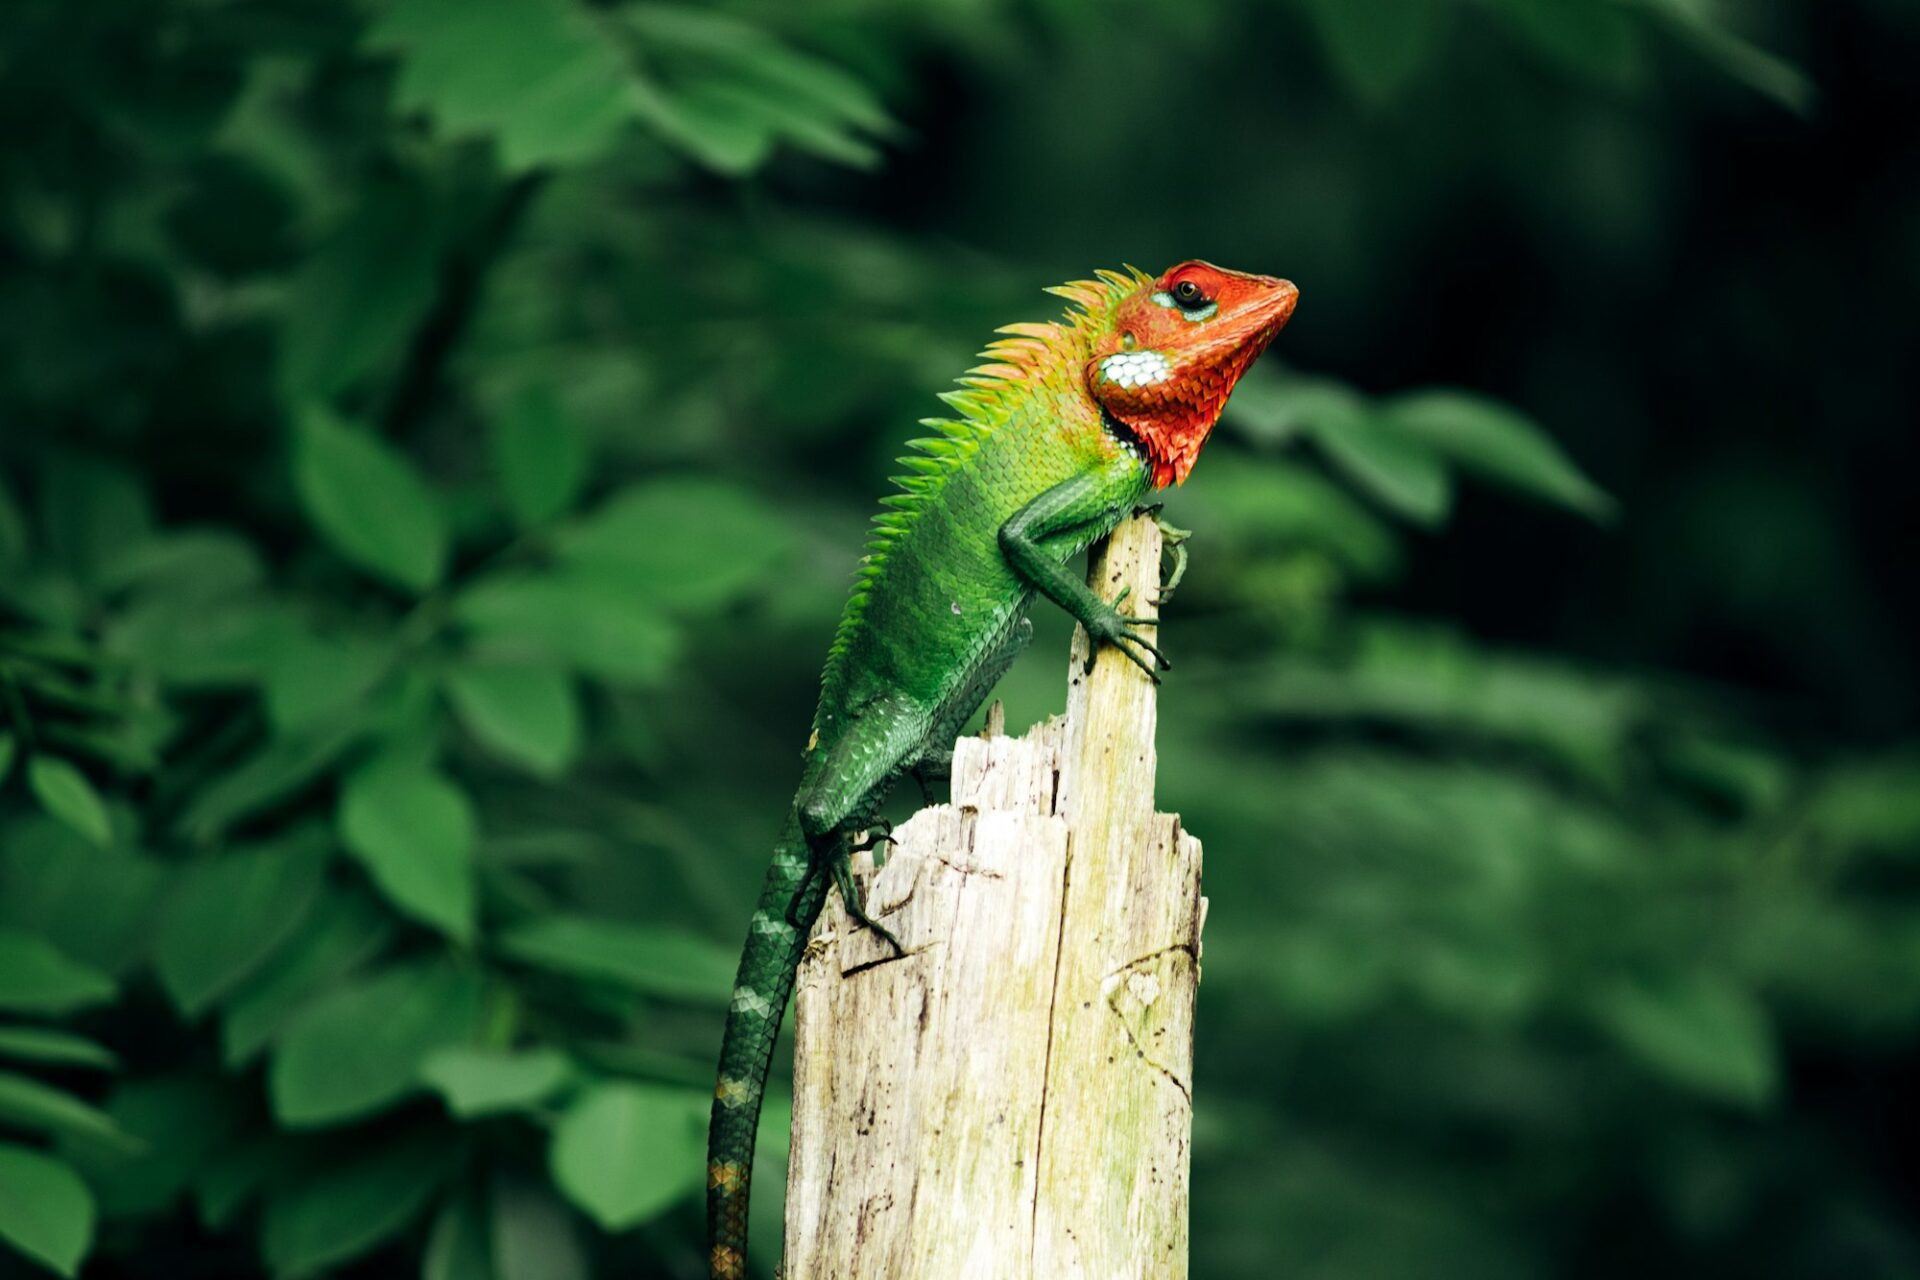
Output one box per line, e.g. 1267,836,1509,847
813,267,1152,718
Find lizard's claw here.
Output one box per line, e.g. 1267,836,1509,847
848,819,893,856
1082,586,1171,682
832,854,903,955
1149,512,1193,606
1156,542,1188,606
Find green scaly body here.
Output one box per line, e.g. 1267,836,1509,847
705,270,1155,1279
705,257,1301,1278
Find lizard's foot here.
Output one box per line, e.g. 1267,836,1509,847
1156,542,1188,606
831,852,903,954
1081,585,1170,682
1135,505,1193,605
848,818,893,855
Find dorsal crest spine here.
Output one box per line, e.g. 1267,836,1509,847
814,267,1151,703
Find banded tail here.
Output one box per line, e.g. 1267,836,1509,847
708,811,825,1280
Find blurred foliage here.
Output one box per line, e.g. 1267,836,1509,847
1,0,1916,1277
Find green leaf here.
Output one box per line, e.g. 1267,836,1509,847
1638,0,1815,115
1294,0,1446,103
423,1190,494,1280
1384,390,1616,521
491,1173,588,1280
1807,750,1920,851
1591,973,1778,1106
627,6,893,135
1656,732,1792,815
0,1073,138,1150
549,1081,705,1230
626,73,772,175
278,179,445,406
221,891,397,1067
671,71,880,171
0,474,27,567
1224,364,1335,447
55,1075,238,1219
0,1144,94,1278
0,733,15,785
97,529,265,600
0,822,164,976
262,1135,452,1279
0,930,115,1015
194,1135,290,1232
261,632,392,733
455,571,678,684
490,385,587,527
175,716,367,844
1265,376,1453,525
0,1027,116,1071
270,960,484,1127
1318,417,1452,526
25,757,111,848
445,662,581,778
293,404,448,594
496,915,734,1004
338,756,478,941
420,1046,572,1118
107,596,307,687
555,478,790,611
40,455,154,589
1494,0,1644,88
370,0,638,171
1188,457,1400,581
154,833,331,1017
621,6,895,174
1228,621,1647,789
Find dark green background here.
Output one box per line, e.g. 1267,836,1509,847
1,1,1917,1276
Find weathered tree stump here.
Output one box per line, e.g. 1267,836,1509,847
785,514,1205,1279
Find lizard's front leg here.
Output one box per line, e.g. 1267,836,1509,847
999,462,1169,681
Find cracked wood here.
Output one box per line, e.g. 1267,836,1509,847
784,514,1205,1279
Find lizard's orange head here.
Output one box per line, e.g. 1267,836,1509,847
1088,261,1299,487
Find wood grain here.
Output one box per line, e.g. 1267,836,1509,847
785,514,1204,1279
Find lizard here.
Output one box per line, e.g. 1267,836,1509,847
706,260,1299,1280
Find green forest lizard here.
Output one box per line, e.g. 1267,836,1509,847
707,261,1299,1279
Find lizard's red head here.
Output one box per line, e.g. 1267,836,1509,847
1088,261,1299,487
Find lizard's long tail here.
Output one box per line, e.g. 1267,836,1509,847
708,809,827,1280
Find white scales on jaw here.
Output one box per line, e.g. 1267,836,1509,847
1097,349,1172,390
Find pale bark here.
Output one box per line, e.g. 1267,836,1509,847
785,514,1204,1280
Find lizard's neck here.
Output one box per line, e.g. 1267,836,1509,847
1099,406,1151,471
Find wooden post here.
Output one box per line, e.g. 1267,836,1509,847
784,514,1205,1279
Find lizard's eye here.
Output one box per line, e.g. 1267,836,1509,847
1171,279,1209,310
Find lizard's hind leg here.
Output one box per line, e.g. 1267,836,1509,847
795,695,930,953
831,855,902,953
